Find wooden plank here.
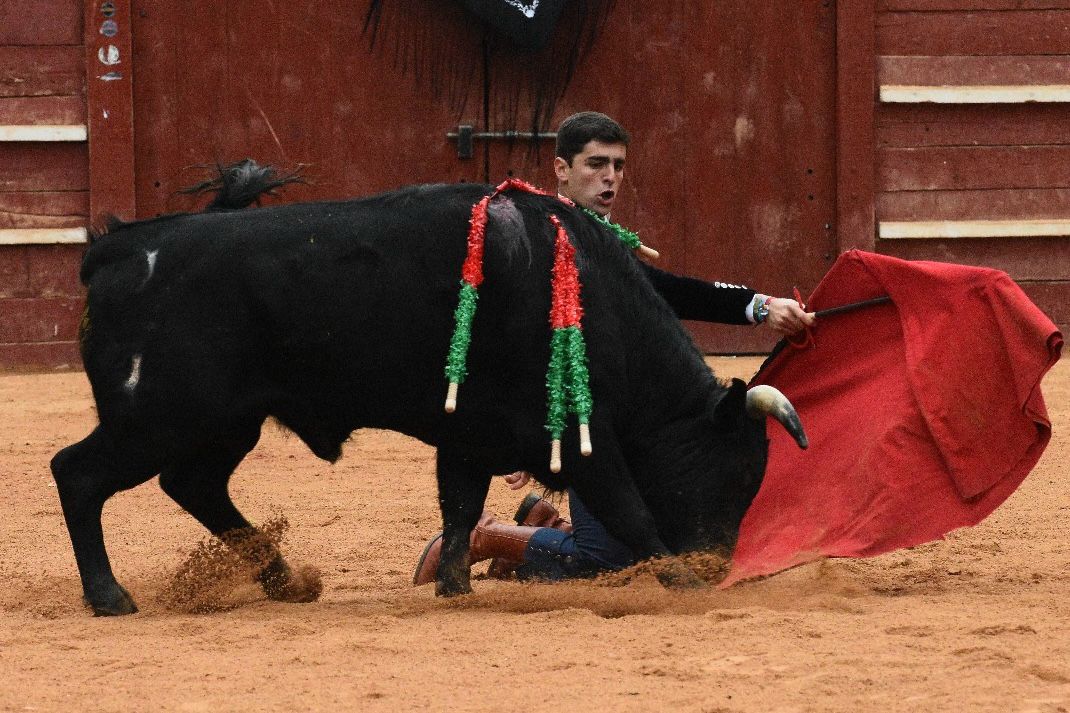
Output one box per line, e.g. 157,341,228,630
879,145,1070,191
0,228,88,244
879,188,1070,221
0,246,28,296
687,322,782,357
880,219,1070,238
838,0,878,252
878,237,1070,280
877,11,1070,55
0,96,84,125
0,143,88,191
0,125,87,141
0,46,83,98
85,0,135,222
878,103,1070,147
27,243,85,297
0,297,83,343
879,55,1070,86
0,244,85,298
880,1,1070,10
130,3,191,216
0,191,87,229
0,0,81,46
1019,280,1070,326
881,85,1070,102
172,1,232,167
129,0,841,355
669,1,838,353
0,342,82,371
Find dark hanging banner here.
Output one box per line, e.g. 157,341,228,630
363,0,616,134
452,0,569,52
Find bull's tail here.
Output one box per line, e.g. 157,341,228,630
179,158,305,211
88,159,304,243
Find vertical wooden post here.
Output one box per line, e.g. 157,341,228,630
85,0,136,223
836,0,877,253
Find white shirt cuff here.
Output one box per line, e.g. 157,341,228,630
746,294,770,324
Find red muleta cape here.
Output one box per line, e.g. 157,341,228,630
723,250,1063,586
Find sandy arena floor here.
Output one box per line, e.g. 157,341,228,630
1,357,1067,712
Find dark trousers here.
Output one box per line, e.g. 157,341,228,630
517,488,635,581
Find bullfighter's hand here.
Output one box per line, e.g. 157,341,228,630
764,298,816,336
503,471,533,490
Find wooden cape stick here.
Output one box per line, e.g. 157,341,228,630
813,295,892,318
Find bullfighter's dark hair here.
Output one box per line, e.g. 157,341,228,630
555,112,630,165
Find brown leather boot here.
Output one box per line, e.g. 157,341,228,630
513,492,573,533
412,511,540,586
485,493,574,579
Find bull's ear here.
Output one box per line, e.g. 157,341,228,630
707,378,748,432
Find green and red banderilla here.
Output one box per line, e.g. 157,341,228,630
444,179,593,472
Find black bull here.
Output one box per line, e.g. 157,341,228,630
51,183,806,615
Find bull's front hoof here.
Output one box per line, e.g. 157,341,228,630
655,561,706,590
434,580,472,597
86,583,139,617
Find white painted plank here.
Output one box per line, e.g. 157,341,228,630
0,228,88,244
879,220,1070,239
880,85,1070,104
0,125,88,141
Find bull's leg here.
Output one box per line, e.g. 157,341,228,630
569,429,704,589
156,429,318,604
433,447,492,597
51,426,160,616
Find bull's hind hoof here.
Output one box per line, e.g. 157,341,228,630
268,565,323,603
260,561,323,603
86,583,139,616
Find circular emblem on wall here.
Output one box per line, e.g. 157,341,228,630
100,19,118,37
98,45,120,65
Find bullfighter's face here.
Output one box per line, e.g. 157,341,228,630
555,140,627,216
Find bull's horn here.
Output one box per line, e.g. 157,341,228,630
746,385,808,449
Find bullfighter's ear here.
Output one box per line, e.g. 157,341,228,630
708,378,748,432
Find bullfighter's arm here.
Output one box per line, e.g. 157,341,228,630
639,263,758,325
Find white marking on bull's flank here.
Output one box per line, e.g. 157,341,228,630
138,250,159,289
124,354,142,392
504,0,539,18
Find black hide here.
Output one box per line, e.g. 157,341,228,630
54,182,769,613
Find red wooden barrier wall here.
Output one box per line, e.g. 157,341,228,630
2,0,1067,369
